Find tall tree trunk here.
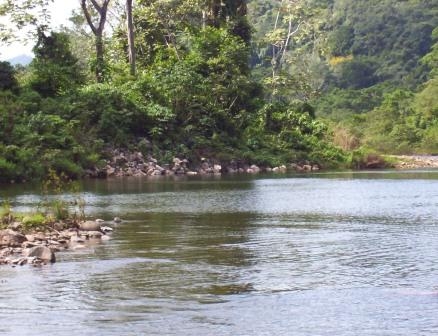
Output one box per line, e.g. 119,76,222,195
126,0,136,76
95,34,105,82
80,0,110,83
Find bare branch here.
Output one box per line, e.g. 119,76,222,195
89,0,102,13
80,0,97,34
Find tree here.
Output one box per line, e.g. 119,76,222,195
30,30,85,97
126,0,135,76
204,0,250,43
0,0,53,43
0,61,19,93
80,0,111,83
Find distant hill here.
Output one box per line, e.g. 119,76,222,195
7,54,33,66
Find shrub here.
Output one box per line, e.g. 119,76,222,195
22,213,47,230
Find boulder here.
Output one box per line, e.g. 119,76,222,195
250,164,261,173
26,246,56,263
0,229,26,247
25,234,36,242
79,220,101,231
101,226,113,233
105,165,116,177
213,164,222,174
7,222,22,230
86,231,103,239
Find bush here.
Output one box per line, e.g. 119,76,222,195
22,213,47,230
0,61,19,93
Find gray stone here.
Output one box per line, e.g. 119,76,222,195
0,229,26,247
101,226,113,233
86,231,103,238
213,164,222,174
26,246,56,263
79,220,101,231
25,234,36,242
70,235,85,243
7,222,22,230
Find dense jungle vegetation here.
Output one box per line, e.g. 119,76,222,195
0,0,437,182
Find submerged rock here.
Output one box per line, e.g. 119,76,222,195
26,246,56,263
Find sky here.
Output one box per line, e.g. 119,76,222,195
0,1,79,60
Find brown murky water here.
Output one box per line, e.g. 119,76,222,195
1,170,438,335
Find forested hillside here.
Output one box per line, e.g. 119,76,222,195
248,0,438,154
0,0,437,182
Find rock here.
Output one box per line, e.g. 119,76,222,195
0,229,26,247
86,231,103,239
53,222,67,231
0,247,13,257
212,164,221,174
26,246,56,263
79,221,101,231
7,222,22,230
250,164,261,173
113,217,122,223
105,165,116,177
32,232,46,241
70,236,85,243
61,229,79,238
25,234,36,242
22,241,39,248
100,226,113,233
11,257,27,266
113,154,128,166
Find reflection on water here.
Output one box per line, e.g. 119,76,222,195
1,170,438,335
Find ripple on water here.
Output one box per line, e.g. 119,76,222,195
2,175,438,335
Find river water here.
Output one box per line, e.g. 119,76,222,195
1,170,438,335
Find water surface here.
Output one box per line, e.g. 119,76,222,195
1,170,438,335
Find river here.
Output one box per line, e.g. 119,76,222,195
1,170,438,335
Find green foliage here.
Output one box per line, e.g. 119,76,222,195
6,0,438,179
331,57,378,90
348,148,389,170
0,61,19,93
0,199,12,226
327,0,438,87
21,213,47,230
244,100,347,168
29,30,85,97
71,83,153,145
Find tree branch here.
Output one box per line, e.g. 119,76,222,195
97,0,110,33
90,0,102,13
80,0,98,35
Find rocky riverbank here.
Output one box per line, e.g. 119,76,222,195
85,149,321,178
391,155,438,169
0,219,115,267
